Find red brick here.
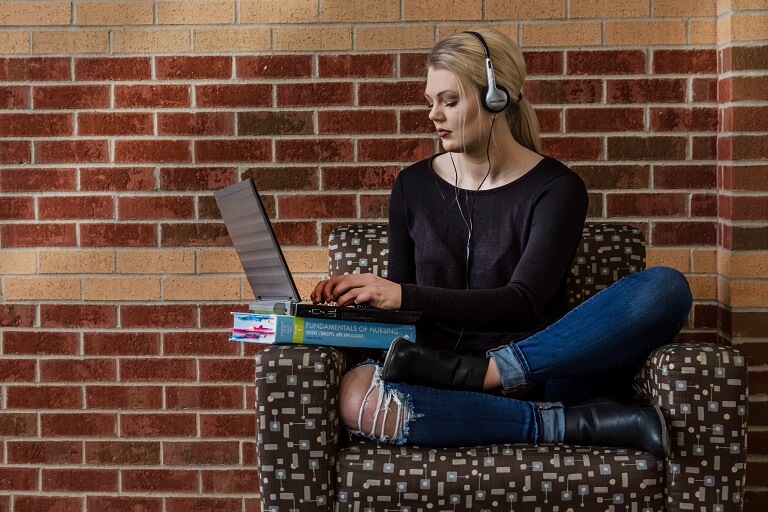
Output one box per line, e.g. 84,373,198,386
161,223,230,247
719,135,733,161
2,331,77,355
606,78,686,103
607,193,687,217
0,304,35,328
38,195,114,220
158,112,234,136
156,56,231,79
0,468,37,491
163,331,238,356
318,109,396,134
40,359,116,382
80,167,156,191
279,194,356,219
244,498,261,512
607,136,687,161
35,140,109,164
87,497,161,512
322,166,399,190
654,165,716,190
319,54,395,77
80,223,157,247
197,195,221,219
41,304,117,328
359,81,426,106
728,195,768,221
568,50,646,74
0,85,29,108
118,196,195,220
86,385,163,410
524,79,602,104
540,136,602,161
692,136,716,160
400,109,434,134
202,469,259,493
242,167,317,191
360,194,389,218
0,413,36,436
0,360,35,382
733,135,768,160
535,108,561,133
277,82,354,107
200,413,255,437
6,386,81,409
524,51,564,75
7,441,82,464
115,139,191,164
1,224,77,247
237,55,313,78
652,221,717,246
33,85,109,109
0,196,34,220
0,57,70,81
195,83,271,108
692,193,717,217
166,386,243,409
276,138,352,163
163,441,239,465
14,496,83,512
358,138,434,162
78,112,153,136
160,167,236,191
166,498,241,512
650,107,718,132
121,358,196,382
0,113,72,137
121,413,197,437
75,57,151,80
724,106,768,132
239,110,313,136
0,140,31,164
653,49,716,74
399,52,429,77
199,359,254,382
42,469,118,492
85,441,160,465
692,77,717,102
270,221,317,245
242,441,258,465
121,305,196,329
123,469,198,492
41,413,116,436
566,107,644,132
199,304,250,329
693,304,718,328
726,165,768,192
195,139,271,163
115,85,190,108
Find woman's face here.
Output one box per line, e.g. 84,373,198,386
424,66,489,154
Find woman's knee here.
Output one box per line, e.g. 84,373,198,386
642,266,693,318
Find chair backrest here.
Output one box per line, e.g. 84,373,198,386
327,223,646,310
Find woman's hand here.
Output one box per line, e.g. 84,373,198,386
310,273,402,310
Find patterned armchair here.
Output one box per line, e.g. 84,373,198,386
254,223,748,512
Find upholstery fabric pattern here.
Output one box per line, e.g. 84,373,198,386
328,224,389,278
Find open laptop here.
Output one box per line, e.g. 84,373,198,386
214,179,420,325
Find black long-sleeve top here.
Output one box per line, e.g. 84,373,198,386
387,154,589,354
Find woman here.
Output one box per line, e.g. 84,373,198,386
311,28,691,457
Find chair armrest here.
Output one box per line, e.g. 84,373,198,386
634,342,748,512
255,345,345,510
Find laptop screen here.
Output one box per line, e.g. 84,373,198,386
213,179,301,302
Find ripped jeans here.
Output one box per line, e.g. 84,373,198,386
348,266,693,447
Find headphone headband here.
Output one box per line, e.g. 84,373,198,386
463,31,510,112
465,31,491,60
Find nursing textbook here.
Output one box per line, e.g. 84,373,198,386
230,312,415,349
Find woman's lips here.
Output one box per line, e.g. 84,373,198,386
437,129,451,137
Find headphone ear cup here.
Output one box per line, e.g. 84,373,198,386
480,84,510,112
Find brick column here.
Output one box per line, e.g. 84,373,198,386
716,0,768,506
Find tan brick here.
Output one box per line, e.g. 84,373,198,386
522,22,601,47
731,13,768,41
322,0,399,22
653,0,717,17
718,250,768,279
157,0,235,25
692,249,717,274
722,279,768,308
113,29,191,53
646,249,690,273
570,0,648,18
356,25,435,50
404,1,482,21
77,1,154,25
284,248,328,274
197,249,243,274
118,250,195,274
717,15,732,44
273,26,352,51
0,1,71,26
688,275,717,300
5,277,80,300
690,20,717,44
732,0,768,9
294,276,319,300
606,21,686,45
486,0,565,20
193,28,271,52
437,23,518,40
0,251,36,274
40,250,115,274
83,277,160,300
717,0,731,16
32,30,109,54
241,0,318,24
0,31,29,53
164,277,241,300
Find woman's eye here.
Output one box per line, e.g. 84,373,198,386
427,104,433,109
445,101,457,107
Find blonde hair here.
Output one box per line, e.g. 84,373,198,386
427,28,541,153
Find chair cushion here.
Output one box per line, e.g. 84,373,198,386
337,439,664,511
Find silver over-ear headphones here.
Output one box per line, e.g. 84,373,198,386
465,31,510,113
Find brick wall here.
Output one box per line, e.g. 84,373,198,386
0,1,765,510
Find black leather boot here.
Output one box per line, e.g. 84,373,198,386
382,337,489,392
564,399,670,458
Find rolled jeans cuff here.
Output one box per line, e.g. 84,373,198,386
537,402,565,444
487,342,530,393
